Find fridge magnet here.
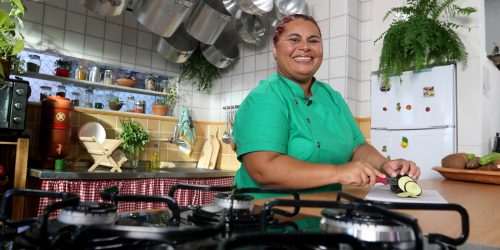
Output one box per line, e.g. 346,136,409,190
423,86,435,97
406,104,412,110
382,146,387,152
401,137,409,148
425,106,431,112
383,107,387,111
386,155,391,160
396,102,401,111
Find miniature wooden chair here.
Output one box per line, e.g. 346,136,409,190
75,136,127,172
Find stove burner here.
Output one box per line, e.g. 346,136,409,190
58,202,117,225
320,208,415,244
188,205,277,228
214,192,254,210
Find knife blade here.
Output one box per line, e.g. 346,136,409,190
375,176,399,185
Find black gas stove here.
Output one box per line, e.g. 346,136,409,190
0,185,470,250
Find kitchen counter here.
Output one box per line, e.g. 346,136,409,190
30,164,236,180
255,178,500,247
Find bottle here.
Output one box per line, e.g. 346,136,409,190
84,89,93,108
103,70,114,84
27,54,41,73
75,66,88,80
40,86,52,101
494,133,500,153
150,144,160,168
56,85,66,98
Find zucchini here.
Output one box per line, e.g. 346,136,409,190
404,181,422,196
397,192,411,198
391,175,423,198
479,153,500,166
397,176,414,191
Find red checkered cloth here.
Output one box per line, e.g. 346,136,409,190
37,177,234,217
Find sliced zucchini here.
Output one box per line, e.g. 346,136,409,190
397,176,414,191
397,192,411,198
404,181,422,196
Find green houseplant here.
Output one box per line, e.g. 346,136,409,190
108,96,123,111
0,0,25,79
152,83,177,116
117,119,150,167
180,48,219,92
375,0,476,90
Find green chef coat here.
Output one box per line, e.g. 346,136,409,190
233,72,366,199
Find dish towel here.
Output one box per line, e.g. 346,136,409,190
178,107,196,156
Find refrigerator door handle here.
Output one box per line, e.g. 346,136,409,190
372,125,454,131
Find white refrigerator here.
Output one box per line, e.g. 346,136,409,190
370,64,457,179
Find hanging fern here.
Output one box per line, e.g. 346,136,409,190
375,0,476,89
179,47,220,93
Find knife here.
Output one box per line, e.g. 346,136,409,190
375,176,399,185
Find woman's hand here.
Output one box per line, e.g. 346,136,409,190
381,159,421,179
336,160,386,187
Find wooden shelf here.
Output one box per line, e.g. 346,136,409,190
19,72,164,97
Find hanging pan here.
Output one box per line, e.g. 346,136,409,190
270,0,309,27
156,24,199,64
235,13,266,45
185,0,232,45
81,0,128,16
201,31,239,69
236,0,273,15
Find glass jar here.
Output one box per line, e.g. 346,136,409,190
71,92,80,106
126,96,135,112
56,85,66,98
39,86,52,101
160,79,169,93
75,66,88,81
27,54,41,73
145,75,156,91
103,70,114,84
134,100,145,113
84,89,93,108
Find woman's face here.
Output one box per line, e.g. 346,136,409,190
273,19,323,84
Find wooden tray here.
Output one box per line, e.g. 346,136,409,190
433,167,500,184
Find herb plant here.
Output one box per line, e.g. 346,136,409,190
180,48,219,92
54,59,73,71
0,0,25,79
155,82,177,106
375,0,476,90
117,119,150,156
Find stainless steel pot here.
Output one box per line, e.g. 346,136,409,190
201,31,239,69
236,0,273,15
236,13,265,44
156,24,199,64
273,0,309,21
81,0,128,16
185,0,232,45
223,0,242,19
134,0,197,38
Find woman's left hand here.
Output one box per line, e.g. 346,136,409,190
381,159,420,180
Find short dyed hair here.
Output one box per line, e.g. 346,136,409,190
272,14,321,46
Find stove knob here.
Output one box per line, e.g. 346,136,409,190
15,88,25,96
13,117,23,123
14,102,24,109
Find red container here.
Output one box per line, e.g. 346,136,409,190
39,96,74,169
54,68,70,77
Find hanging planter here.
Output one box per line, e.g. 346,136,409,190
375,0,476,90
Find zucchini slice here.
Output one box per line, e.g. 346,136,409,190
397,176,414,191
396,192,411,198
404,181,422,196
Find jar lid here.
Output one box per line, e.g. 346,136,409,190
71,92,80,95
41,86,52,90
29,54,40,59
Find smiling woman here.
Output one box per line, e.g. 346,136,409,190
233,14,421,199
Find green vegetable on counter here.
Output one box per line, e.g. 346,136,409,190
479,153,500,166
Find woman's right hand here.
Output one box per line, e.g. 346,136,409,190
335,160,386,187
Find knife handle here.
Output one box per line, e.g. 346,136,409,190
375,176,388,185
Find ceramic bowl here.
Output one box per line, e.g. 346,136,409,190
117,78,137,87
78,122,106,144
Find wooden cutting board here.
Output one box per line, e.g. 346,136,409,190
208,128,220,169
197,136,213,169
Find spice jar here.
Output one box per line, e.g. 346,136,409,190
134,100,145,113
126,96,135,112
71,92,80,106
145,75,156,91
103,70,114,84
84,89,93,108
27,54,41,73
75,66,88,81
160,79,169,93
40,86,52,101
56,85,66,98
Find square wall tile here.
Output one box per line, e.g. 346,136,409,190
330,15,347,38
106,15,123,25
211,78,222,94
360,0,372,21
87,9,105,20
347,0,358,19
331,0,347,17
359,21,372,41
242,43,256,57
329,57,346,78
122,27,137,46
121,45,136,64
231,57,243,75
86,17,105,38
221,92,231,107
209,93,221,109
64,31,84,53
347,99,357,116
103,40,121,61
330,37,347,58
44,5,66,29
255,70,268,86
151,52,167,70
124,11,138,28
255,53,268,71
231,90,243,105
22,22,43,49
243,72,255,90
243,55,256,73
136,48,151,67
268,52,277,68
329,77,346,97
348,37,358,59
137,31,153,49
221,76,231,92
106,22,123,43
348,16,358,39
46,0,66,9
316,59,329,81
359,61,372,81
359,40,372,61
42,26,64,52
23,1,44,23
66,12,86,33
84,36,103,57
358,101,370,118
317,20,329,39
358,80,370,101
192,92,210,108
347,78,358,100
347,57,358,79
310,0,329,21
67,1,86,14
231,74,243,91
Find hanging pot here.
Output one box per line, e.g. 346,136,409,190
222,0,242,19
156,24,199,64
236,0,273,15
274,0,309,20
201,31,239,69
134,0,198,38
235,13,265,44
81,0,128,16
185,0,232,45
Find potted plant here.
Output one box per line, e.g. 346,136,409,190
375,0,476,90
180,48,219,92
54,59,72,77
0,0,25,80
152,83,177,116
108,96,123,111
117,119,150,168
